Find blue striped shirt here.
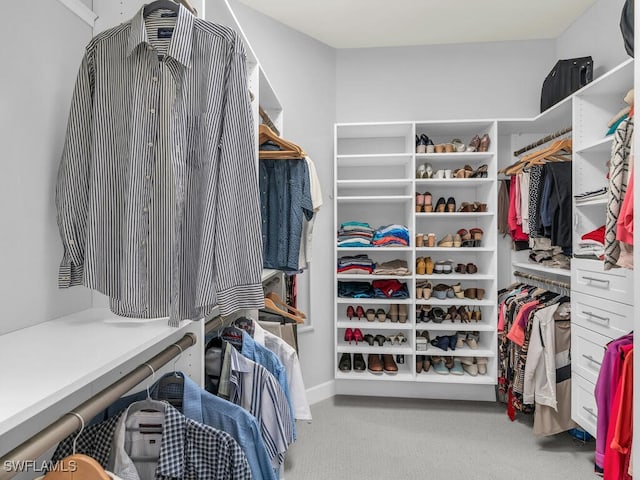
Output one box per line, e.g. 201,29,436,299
56,5,264,324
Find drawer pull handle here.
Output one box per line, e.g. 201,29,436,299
582,311,610,324
582,354,602,367
583,406,597,418
582,276,610,287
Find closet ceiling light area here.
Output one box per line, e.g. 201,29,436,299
235,0,598,48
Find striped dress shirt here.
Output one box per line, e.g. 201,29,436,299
56,5,264,324
226,344,295,470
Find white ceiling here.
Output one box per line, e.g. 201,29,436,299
235,0,599,49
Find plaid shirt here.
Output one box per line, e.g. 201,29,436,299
51,403,251,479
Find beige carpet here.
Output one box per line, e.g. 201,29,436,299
283,396,596,480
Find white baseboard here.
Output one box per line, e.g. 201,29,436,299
305,380,335,405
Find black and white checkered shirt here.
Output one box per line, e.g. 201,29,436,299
56,5,264,324
51,403,252,479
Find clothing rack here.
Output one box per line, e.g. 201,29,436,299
0,332,197,480
513,126,572,156
513,270,571,295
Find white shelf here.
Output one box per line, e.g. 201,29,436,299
416,322,495,332
415,152,493,161
415,370,496,384
336,343,413,354
499,94,573,135
336,122,413,139
335,371,415,381
573,58,633,98
512,262,571,278
336,274,413,280
416,212,493,218
416,274,495,281
424,345,495,358
337,246,412,252
575,198,607,207
336,195,412,203
415,299,495,306
416,247,493,253
576,135,614,154
261,269,280,283
336,298,413,304
336,154,412,168
0,308,191,437
337,321,414,330
337,179,412,188
415,178,493,187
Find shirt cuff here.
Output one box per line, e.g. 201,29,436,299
216,283,265,316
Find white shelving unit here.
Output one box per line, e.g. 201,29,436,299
334,121,498,400
570,59,635,438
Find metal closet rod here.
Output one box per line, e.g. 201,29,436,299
513,270,571,291
513,126,572,156
0,332,197,480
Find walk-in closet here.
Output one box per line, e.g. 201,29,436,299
1,0,638,479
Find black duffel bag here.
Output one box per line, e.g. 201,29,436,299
540,56,593,112
620,0,633,57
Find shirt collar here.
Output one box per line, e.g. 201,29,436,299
127,4,194,68
241,331,256,358
151,372,204,423
230,344,252,374
252,320,266,344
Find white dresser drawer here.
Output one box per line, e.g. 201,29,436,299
572,258,634,305
571,291,632,339
572,373,598,438
572,324,608,384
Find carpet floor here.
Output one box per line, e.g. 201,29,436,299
283,396,596,480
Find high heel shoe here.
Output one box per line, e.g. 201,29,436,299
469,227,484,247
376,308,387,322
473,307,482,322
346,305,355,320
356,305,365,319
366,308,376,322
435,197,446,213
389,304,399,323
344,328,354,344
467,134,481,152
398,304,408,323
353,328,364,344
374,334,387,346
363,334,375,346
423,192,433,212
478,134,491,152
446,196,456,212
415,193,425,213
416,134,428,154
470,164,488,178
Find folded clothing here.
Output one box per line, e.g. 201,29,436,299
338,281,374,298
372,237,409,247
340,221,373,232
374,259,410,276
373,224,410,243
581,225,605,244
371,279,409,298
337,266,374,275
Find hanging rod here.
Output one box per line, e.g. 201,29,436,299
177,0,197,16
513,126,572,156
513,270,571,292
0,332,197,480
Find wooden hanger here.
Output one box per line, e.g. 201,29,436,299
259,124,306,159
501,138,572,175
44,454,111,480
263,298,304,324
266,292,307,319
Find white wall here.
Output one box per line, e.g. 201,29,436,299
336,40,557,122
229,0,337,392
0,1,93,335
556,0,630,78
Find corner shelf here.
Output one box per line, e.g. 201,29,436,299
512,262,571,278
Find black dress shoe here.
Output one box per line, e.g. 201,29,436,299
353,353,366,371
435,197,446,212
339,353,352,371
446,197,456,212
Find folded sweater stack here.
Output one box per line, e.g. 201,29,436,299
574,225,605,260
372,224,409,247
337,254,375,274
337,221,373,247
374,259,410,275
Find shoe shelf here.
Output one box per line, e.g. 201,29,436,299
415,152,493,161
336,344,413,355
335,119,498,399
336,298,413,305
415,274,495,281
415,370,496,385
337,321,414,330
336,274,414,280
335,371,415,382
336,195,412,203
415,298,494,306
417,323,495,332
423,345,495,358
415,212,493,218
415,178,493,187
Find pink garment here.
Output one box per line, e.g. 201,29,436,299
515,174,522,226
617,164,634,244
508,176,528,241
506,300,539,346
